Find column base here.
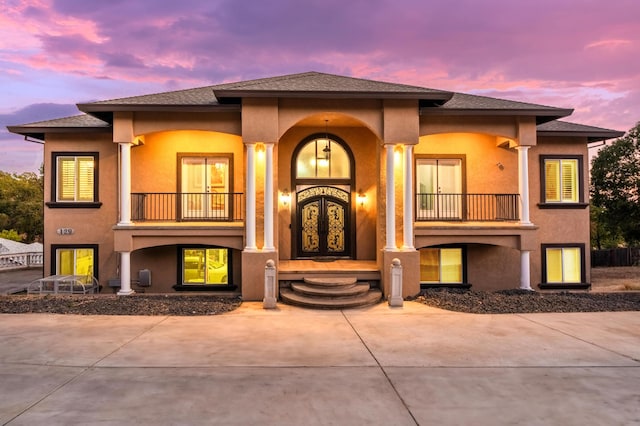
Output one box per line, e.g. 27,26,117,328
117,289,135,296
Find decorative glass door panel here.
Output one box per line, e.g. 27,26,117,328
416,159,462,220
181,157,229,220
297,186,350,257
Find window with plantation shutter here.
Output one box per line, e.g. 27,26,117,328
544,160,560,202
561,160,578,202
541,156,582,205
52,153,98,205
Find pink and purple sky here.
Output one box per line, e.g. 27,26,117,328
1,0,639,173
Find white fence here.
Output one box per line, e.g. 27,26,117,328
0,252,44,271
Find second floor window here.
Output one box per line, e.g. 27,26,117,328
542,156,582,204
54,154,97,202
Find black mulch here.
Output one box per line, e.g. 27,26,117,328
0,294,242,316
413,288,640,314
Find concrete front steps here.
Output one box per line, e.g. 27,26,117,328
280,276,382,309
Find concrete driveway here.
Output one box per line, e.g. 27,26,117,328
0,302,639,425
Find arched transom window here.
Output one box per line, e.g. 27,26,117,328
296,136,350,179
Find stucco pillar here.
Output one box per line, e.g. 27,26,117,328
516,146,531,225
401,144,415,250
520,250,532,290
385,144,396,250
118,142,132,226
263,143,275,251
245,143,258,251
117,251,134,295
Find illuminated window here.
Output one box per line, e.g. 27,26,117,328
182,248,229,285
543,246,583,283
296,136,350,179
541,156,582,204
416,157,463,220
52,153,98,203
420,247,464,283
53,246,96,282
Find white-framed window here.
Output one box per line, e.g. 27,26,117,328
416,157,463,220
542,245,584,284
52,153,98,203
541,156,582,204
179,155,232,220
419,247,464,283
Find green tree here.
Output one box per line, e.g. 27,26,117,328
0,229,23,242
590,122,640,247
0,170,44,242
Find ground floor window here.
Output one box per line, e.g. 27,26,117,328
181,247,229,285
419,247,465,284
52,245,97,282
542,244,585,284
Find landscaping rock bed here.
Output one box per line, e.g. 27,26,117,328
0,294,242,316
1,289,639,315
415,288,640,314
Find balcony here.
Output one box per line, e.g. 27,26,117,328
131,192,244,222
416,193,520,222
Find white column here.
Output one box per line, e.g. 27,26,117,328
117,251,134,295
263,143,275,251
385,144,396,250
401,144,414,250
118,142,132,225
517,146,531,225
245,143,257,251
520,250,532,290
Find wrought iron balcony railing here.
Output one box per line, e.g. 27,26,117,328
131,192,244,222
416,193,520,222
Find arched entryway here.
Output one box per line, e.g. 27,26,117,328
291,133,355,258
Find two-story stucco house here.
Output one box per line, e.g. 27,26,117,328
8,72,623,307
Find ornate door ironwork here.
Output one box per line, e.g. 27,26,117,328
297,186,350,257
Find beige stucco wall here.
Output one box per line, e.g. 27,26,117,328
529,136,592,286
42,132,119,286
416,132,519,194
467,245,522,290
130,130,244,195
129,246,242,293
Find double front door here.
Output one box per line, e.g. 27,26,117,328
296,186,350,258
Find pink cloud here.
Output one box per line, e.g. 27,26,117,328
0,0,638,139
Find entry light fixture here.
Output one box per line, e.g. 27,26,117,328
317,119,331,163
280,188,291,206
357,190,367,207
256,143,265,161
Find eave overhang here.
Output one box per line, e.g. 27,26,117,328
420,107,574,125
7,124,110,142
538,128,624,142
77,103,242,123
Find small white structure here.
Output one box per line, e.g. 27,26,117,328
0,238,43,271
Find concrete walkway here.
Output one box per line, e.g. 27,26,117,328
0,302,639,425
0,268,43,294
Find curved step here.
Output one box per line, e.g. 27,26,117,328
303,276,358,287
291,282,370,297
280,288,382,309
